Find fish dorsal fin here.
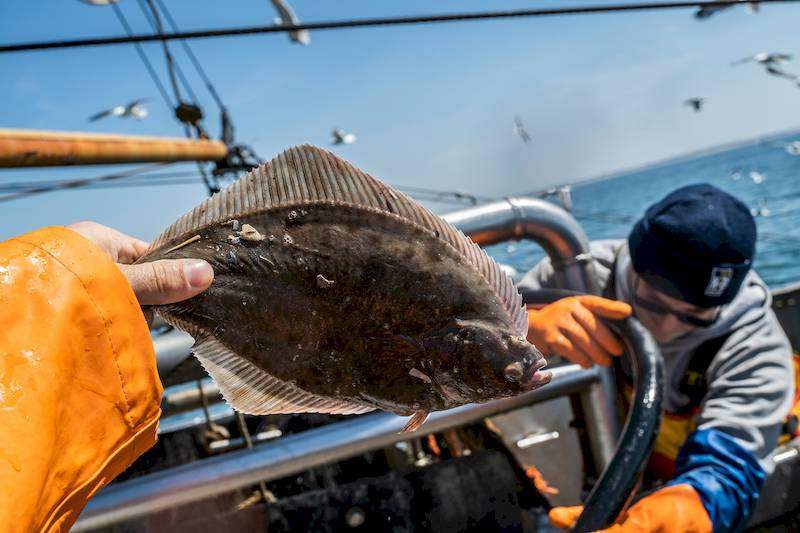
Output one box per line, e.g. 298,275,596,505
148,145,526,337
192,336,375,416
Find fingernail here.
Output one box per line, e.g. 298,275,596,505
184,260,214,288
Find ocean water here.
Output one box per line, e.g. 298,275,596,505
484,131,800,289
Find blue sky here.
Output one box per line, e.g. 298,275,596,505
2,0,800,242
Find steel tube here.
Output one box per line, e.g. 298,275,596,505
153,329,195,378
0,128,227,167
442,198,597,292
74,364,596,531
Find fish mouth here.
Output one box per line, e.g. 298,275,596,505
520,354,552,390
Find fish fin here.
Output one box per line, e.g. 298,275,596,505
400,410,430,433
192,336,375,416
146,145,525,337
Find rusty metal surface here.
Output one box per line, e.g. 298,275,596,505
0,128,227,167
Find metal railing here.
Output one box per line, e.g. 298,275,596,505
74,364,598,530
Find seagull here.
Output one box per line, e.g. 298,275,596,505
731,52,793,67
330,128,357,145
749,170,766,184
513,116,531,144
731,53,800,85
694,1,733,19
557,185,573,212
88,99,149,122
684,98,705,112
695,1,760,19
270,0,310,45
785,141,800,155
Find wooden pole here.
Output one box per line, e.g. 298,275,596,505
0,128,228,168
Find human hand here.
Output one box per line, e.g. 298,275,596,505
548,484,712,532
526,295,632,368
67,221,213,306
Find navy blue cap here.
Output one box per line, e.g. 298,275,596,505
628,184,756,307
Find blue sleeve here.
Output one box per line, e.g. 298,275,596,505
668,428,766,533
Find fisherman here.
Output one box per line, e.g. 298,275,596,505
0,221,214,532
521,184,794,532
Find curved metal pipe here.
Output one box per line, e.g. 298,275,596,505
74,364,598,531
154,329,195,377
520,288,664,532
442,198,598,293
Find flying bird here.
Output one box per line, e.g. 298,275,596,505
270,0,310,45
694,1,733,19
331,128,357,145
684,98,705,112
695,1,760,19
88,99,149,122
731,52,792,67
513,116,531,144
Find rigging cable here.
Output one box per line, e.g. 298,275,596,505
0,170,202,193
136,0,218,194
2,1,798,54
109,1,174,111
137,0,199,106
0,169,493,207
153,0,226,111
0,162,176,204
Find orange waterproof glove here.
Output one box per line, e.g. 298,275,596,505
548,484,713,533
526,296,632,368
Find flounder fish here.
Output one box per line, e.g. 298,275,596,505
140,145,551,431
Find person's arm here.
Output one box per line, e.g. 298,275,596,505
0,223,212,533
677,317,794,532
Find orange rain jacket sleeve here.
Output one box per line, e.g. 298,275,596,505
0,227,162,533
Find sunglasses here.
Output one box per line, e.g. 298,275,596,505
632,280,720,328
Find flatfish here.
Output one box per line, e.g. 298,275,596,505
140,145,550,431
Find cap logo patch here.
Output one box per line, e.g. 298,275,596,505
704,267,733,297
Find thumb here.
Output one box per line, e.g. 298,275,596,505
577,295,633,320
119,259,214,306
549,506,584,530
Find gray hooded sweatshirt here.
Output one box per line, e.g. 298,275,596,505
519,239,795,469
